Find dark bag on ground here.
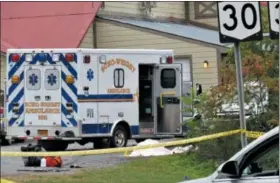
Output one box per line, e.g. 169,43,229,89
21,144,42,167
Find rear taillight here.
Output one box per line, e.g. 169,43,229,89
65,53,74,62
12,103,19,113
66,103,73,113
11,75,20,84
11,54,20,62
84,55,90,63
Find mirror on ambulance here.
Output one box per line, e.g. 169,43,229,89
196,83,202,96
0,90,3,107
193,83,202,105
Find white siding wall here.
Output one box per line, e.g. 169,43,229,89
97,2,186,20
79,25,94,48
188,2,218,27
96,20,219,89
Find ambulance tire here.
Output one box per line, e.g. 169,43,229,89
110,125,128,148
1,138,12,146
39,140,69,151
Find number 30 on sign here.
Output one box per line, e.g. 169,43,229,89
217,2,263,43
268,2,279,39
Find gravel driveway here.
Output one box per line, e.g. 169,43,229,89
1,140,138,176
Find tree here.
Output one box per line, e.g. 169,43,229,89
183,7,279,161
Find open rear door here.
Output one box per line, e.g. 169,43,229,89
154,64,182,135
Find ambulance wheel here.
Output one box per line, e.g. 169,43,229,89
110,126,128,148
1,138,12,146
39,140,68,151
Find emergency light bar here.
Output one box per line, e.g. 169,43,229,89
167,56,173,64
65,53,74,62
25,53,33,62
99,55,106,64
52,54,60,62
38,53,47,63
84,55,91,63
11,54,20,62
160,56,173,64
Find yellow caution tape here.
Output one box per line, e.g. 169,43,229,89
123,130,264,156
1,179,16,183
1,129,242,157
0,129,264,157
245,130,265,139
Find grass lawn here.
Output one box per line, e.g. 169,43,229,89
6,154,218,183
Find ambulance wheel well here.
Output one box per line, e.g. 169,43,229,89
115,121,131,139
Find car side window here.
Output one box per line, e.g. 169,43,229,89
241,136,279,177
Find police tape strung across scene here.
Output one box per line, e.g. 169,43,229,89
0,129,263,157
0,179,16,183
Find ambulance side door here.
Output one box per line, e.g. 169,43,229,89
78,54,99,135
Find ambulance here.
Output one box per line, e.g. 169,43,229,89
5,49,187,151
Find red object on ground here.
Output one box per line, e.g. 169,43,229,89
44,156,62,167
1,2,102,53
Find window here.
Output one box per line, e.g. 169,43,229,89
241,136,279,177
161,69,176,88
26,69,41,90
44,69,60,90
114,68,124,88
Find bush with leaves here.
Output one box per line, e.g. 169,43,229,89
183,7,279,161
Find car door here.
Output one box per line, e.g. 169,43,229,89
213,134,279,183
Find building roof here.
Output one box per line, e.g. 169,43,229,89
99,16,231,48
1,2,102,54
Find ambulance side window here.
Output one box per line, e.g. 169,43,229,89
161,69,176,88
26,69,41,90
114,68,124,88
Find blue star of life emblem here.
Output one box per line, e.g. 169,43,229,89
87,69,94,81
47,73,57,86
29,73,38,86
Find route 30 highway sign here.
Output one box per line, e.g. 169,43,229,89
217,2,263,43
268,1,279,39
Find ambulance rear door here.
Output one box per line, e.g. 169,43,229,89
24,65,62,127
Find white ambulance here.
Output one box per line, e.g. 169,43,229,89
5,48,187,151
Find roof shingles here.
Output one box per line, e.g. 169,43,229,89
1,2,102,53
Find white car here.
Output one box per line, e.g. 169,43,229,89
178,126,279,183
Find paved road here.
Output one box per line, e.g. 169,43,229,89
1,140,138,176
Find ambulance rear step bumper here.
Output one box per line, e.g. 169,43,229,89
6,136,82,141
